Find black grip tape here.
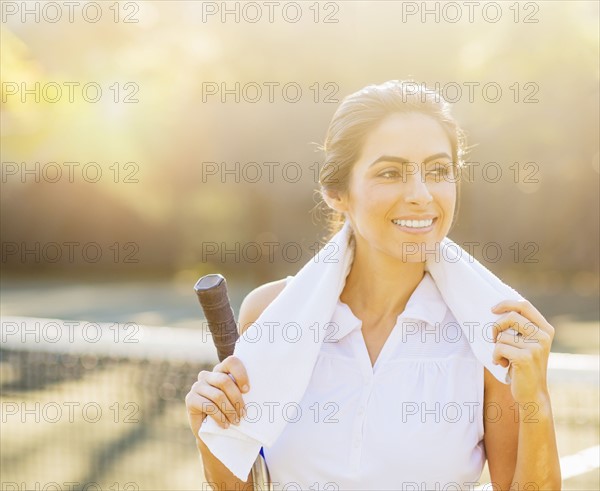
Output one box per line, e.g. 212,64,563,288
194,274,239,362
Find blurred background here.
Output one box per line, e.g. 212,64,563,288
1,1,598,489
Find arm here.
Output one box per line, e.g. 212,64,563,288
197,278,288,490
484,368,561,490
509,391,561,490
485,299,562,490
483,367,519,490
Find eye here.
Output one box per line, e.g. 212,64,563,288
425,163,453,180
378,169,402,179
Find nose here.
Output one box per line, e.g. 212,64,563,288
403,172,433,206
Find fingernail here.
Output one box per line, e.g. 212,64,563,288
242,384,249,392
223,421,229,428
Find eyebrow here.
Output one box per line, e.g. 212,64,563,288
368,152,452,168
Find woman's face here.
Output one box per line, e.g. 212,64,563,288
328,112,457,262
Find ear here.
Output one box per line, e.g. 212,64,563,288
322,188,348,213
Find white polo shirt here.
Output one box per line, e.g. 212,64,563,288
261,272,486,490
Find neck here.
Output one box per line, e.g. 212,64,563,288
339,233,426,322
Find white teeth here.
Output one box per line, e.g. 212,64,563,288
392,218,434,228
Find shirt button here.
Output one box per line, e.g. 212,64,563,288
357,407,365,416
354,439,361,448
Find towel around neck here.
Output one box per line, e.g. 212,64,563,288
198,219,524,480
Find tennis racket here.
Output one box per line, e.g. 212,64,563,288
194,273,271,490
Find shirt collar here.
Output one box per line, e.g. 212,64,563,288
402,272,448,326
333,272,448,337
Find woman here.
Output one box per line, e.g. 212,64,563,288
186,80,561,490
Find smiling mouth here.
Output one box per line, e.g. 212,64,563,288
391,217,437,229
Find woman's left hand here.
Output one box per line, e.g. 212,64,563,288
490,299,555,404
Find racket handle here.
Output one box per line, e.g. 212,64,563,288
194,273,239,362
193,274,272,488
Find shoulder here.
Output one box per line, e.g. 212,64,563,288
238,277,289,335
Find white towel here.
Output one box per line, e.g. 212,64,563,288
198,220,524,480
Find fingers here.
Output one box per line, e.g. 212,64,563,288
491,310,551,347
205,372,247,420
492,299,554,339
187,378,243,428
492,311,538,341
492,342,522,367
215,355,251,393
202,380,244,426
185,389,231,429
186,355,250,432
493,335,547,367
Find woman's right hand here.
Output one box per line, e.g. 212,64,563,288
185,355,250,442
